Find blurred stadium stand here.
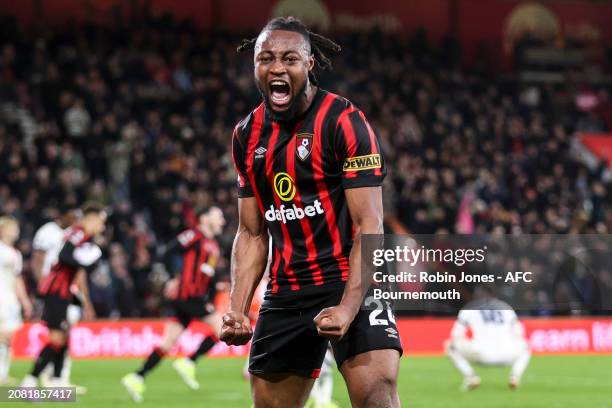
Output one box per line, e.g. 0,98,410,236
0,0,611,318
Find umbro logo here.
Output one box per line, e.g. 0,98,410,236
385,327,398,338
255,146,267,159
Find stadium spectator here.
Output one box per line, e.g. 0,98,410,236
0,12,610,317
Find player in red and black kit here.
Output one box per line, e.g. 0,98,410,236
21,202,106,388
122,207,225,402
221,17,402,408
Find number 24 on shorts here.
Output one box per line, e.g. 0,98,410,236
365,296,396,326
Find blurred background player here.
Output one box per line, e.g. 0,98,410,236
31,205,85,391
0,217,33,385
31,205,80,282
21,203,106,388
445,286,531,391
122,207,225,402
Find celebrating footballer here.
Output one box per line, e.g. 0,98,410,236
221,17,402,408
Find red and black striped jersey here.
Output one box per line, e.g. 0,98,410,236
38,226,101,300
232,88,386,302
173,228,220,301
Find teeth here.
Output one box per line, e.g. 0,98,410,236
270,81,287,86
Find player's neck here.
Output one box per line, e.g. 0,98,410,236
296,84,318,117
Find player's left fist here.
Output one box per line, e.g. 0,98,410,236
313,304,355,341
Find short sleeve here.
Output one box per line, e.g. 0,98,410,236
73,243,102,267
456,309,470,326
335,110,386,189
68,229,86,246
231,126,254,198
14,250,23,276
176,229,198,249
32,224,52,251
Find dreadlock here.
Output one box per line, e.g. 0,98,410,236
236,16,341,85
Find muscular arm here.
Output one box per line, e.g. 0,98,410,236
340,186,384,315
229,197,269,314
221,197,269,345
314,186,384,339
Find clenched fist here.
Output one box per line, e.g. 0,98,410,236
313,304,355,341
220,311,253,346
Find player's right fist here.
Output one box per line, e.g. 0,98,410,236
220,311,252,346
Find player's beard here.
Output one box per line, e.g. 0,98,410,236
258,81,308,123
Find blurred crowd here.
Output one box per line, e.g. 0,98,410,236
0,11,611,317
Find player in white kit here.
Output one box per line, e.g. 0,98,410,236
445,287,531,391
32,206,80,282
31,206,86,392
0,216,33,384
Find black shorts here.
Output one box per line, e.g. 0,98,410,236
42,297,70,331
171,299,213,328
248,287,403,378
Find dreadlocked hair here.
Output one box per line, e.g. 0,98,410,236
236,16,341,85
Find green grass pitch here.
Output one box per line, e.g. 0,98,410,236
8,355,612,407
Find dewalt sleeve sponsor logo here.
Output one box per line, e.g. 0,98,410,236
343,154,381,172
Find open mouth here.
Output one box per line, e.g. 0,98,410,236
269,80,291,108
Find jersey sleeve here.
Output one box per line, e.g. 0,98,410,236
456,309,470,326
511,318,526,339
231,126,254,198
450,319,468,341
32,225,52,251
58,240,102,269
335,109,386,189
14,251,23,276
73,243,102,267
176,229,198,249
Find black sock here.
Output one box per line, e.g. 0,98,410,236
53,345,68,378
31,344,57,377
190,336,217,362
136,347,165,377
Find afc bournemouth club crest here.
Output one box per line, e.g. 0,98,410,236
296,133,313,161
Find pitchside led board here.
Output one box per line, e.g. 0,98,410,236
10,317,612,359
361,234,612,314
